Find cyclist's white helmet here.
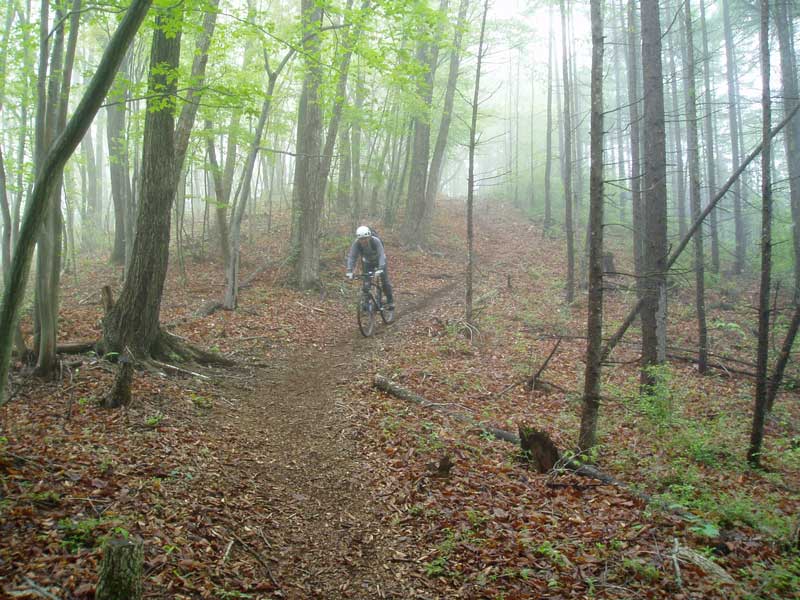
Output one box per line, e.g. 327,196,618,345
356,225,371,238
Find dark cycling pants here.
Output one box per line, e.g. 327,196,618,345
364,262,393,304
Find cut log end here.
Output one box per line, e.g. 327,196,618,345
96,535,144,600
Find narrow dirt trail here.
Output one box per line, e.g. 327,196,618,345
214,281,461,599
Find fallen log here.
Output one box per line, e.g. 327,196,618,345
373,375,620,485
373,375,711,520
373,375,516,443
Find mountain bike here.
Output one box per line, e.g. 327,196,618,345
355,270,395,337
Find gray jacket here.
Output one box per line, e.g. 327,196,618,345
346,236,386,272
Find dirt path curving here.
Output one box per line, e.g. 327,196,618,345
212,280,462,599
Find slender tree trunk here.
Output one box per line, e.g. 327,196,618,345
627,0,644,298
466,0,489,325
774,1,800,300
698,0,718,279
578,0,604,453
640,0,669,385
36,0,80,377
107,52,131,265
173,1,217,185
543,5,554,233
666,15,687,240
529,67,535,213
722,0,745,274
682,0,708,374
748,0,772,468
224,71,278,308
0,0,153,405
560,0,575,303
351,69,364,221
336,124,352,214
426,0,469,211
614,0,626,224
403,0,447,245
0,147,10,285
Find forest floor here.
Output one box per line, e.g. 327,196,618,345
1,200,799,599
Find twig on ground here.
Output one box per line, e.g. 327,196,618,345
296,301,325,314
151,360,210,380
10,578,60,599
671,538,683,590
228,530,282,592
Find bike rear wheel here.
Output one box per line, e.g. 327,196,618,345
357,295,376,336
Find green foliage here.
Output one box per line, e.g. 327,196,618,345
58,517,111,552
145,412,165,428
636,365,676,430
417,421,444,452
744,554,800,599
191,393,212,410
424,528,457,577
27,490,62,507
620,557,660,583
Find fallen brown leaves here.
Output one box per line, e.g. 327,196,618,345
1,203,798,599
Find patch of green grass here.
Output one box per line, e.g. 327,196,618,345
424,529,458,577
619,557,660,583
191,393,212,410
144,412,165,428
58,517,111,552
28,490,62,507
743,554,800,600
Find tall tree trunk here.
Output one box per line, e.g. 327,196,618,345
560,0,575,303
351,68,364,222
627,0,644,298
722,0,745,274
36,0,80,377
403,0,447,245
426,0,469,211
336,124,352,214
107,52,131,265
224,70,279,308
613,0,627,224
466,0,489,325
0,0,152,405
543,5,554,233
666,14,687,240
698,0,718,279
748,0,772,468
0,147,10,285
682,0,708,374
578,0,604,453
101,7,181,357
291,0,323,289
774,1,800,300
318,0,368,209
640,0,668,385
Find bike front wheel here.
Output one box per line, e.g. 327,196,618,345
380,299,395,324
357,295,376,337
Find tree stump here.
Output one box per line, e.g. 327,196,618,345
96,535,143,600
105,351,133,408
518,425,560,473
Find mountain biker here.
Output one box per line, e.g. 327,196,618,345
346,225,394,309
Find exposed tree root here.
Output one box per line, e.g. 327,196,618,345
153,330,235,367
